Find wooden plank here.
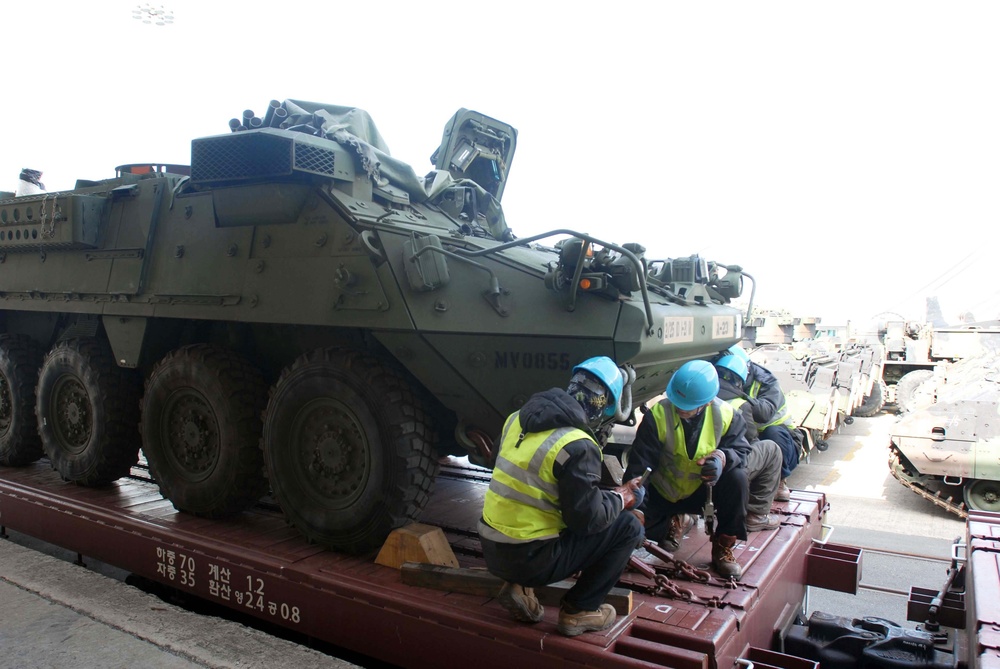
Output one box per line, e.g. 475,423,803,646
400,562,633,613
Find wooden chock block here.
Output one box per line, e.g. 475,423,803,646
375,523,459,569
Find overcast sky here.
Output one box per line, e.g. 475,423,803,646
4,1,998,328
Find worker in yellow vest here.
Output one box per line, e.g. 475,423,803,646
625,360,752,579
718,345,800,501
479,356,645,637
714,353,784,532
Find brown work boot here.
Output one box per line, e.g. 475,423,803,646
498,582,544,623
745,512,780,532
659,513,697,551
775,479,791,502
712,534,743,580
557,603,617,637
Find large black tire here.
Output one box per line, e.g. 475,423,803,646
36,339,140,486
0,335,44,466
853,379,886,418
895,370,935,413
141,345,268,517
965,479,1000,513
263,348,439,554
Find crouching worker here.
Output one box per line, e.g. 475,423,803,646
625,360,752,579
479,356,645,637
714,352,784,532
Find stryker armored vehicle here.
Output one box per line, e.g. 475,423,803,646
0,100,749,553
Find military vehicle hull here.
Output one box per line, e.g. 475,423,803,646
889,350,1000,517
0,101,748,553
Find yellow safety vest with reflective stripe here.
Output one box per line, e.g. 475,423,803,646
747,380,795,430
480,411,596,543
648,398,733,503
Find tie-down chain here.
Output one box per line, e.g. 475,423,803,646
626,540,736,607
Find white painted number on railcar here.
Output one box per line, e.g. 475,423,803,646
208,565,300,623
711,316,738,340
236,576,266,612
661,317,694,344
153,545,301,624
155,546,195,587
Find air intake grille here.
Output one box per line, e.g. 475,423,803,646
295,143,337,176
190,130,338,184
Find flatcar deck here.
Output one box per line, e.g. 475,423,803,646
0,461,826,669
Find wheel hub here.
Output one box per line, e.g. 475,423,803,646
296,402,367,499
53,376,91,451
966,480,1000,513
164,393,218,477
312,427,354,477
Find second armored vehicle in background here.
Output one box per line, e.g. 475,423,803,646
889,346,1000,517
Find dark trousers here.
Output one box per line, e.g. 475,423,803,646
642,466,749,541
762,425,799,478
480,511,643,611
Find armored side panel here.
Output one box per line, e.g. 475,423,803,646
0,192,118,299
0,194,106,251
931,328,1000,361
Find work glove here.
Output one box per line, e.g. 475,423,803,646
615,472,650,510
612,484,638,510
612,485,635,510
625,475,647,508
697,450,726,486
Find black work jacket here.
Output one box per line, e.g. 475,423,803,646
506,388,624,536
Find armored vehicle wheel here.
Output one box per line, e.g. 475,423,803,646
0,335,44,466
36,339,140,486
141,345,268,517
895,370,935,413
263,348,439,555
965,479,1000,513
853,379,886,418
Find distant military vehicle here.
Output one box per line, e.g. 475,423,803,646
742,312,820,346
0,100,749,553
865,298,1000,413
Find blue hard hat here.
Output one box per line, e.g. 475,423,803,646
726,345,750,364
666,360,720,411
714,354,748,383
570,356,624,419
